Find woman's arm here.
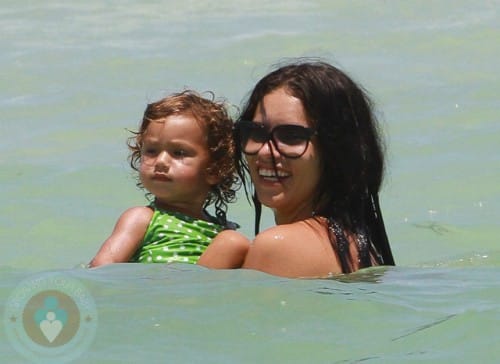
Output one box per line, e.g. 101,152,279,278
89,206,153,267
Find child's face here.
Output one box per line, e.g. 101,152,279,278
139,114,217,217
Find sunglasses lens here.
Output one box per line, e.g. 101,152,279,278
238,121,314,158
274,125,309,146
239,122,266,154
272,125,310,158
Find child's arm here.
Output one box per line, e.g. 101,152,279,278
197,230,250,269
89,206,153,267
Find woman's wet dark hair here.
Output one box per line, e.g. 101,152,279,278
237,60,395,272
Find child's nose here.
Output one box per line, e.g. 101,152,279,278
155,151,170,167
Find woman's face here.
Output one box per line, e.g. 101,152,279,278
245,87,322,224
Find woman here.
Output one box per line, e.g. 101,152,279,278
234,60,395,277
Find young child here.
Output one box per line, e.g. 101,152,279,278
90,90,249,268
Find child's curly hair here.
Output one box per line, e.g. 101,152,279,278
127,90,240,225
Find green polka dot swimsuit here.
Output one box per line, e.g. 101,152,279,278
131,204,224,264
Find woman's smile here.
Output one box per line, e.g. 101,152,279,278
258,167,290,181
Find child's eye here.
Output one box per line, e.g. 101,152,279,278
142,147,158,156
173,149,187,157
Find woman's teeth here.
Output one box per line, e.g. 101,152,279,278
259,168,289,179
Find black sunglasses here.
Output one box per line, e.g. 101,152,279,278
236,120,316,159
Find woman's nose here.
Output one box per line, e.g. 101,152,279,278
258,140,281,159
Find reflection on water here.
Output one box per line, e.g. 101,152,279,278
413,221,452,235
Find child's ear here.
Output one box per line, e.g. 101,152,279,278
206,175,220,186
205,169,222,186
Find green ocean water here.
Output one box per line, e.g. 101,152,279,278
1,1,499,362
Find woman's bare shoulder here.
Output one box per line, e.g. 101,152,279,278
255,218,325,243
243,218,340,277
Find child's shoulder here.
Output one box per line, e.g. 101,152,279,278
118,206,154,225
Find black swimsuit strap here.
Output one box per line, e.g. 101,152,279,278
328,219,352,273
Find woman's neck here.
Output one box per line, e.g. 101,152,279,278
273,205,315,225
